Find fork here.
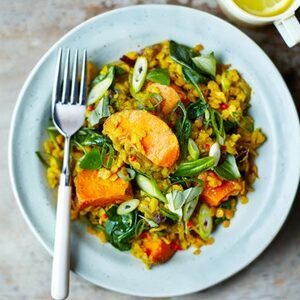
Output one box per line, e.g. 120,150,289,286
51,48,87,300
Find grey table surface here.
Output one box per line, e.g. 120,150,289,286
1,1,300,299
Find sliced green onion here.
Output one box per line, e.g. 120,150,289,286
188,138,200,160
118,167,136,182
130,56,148,94
117,199,140,215
174,156,215,177
136,174,166,203
88,66,114,105
209,142,221,167
198,203,213,241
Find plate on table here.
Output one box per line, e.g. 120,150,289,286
9,4,300,297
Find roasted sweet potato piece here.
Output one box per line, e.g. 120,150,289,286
148,83,181,115
75,170,133,210
199,171,242,207
103,110,179,167
142,235,175,264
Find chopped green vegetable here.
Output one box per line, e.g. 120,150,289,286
134,92,163,111
221,71,231,92
209,108,226,145
165,186,202,222
136,174,166,203
186,100,209,120
88,66,115,105
220,199,232,209
114,65,128,76
188,138,200,160
171,101,191,160
160,207,180,222
209,142,221,167
130,56,148,94
192,52,217,78
146,68,170,85
72,128,112,148
135,219,146,238
117,199,140,215
174,156,215,177
117,167,136,181
213,154,241,180
198,203,213,241
88,95,110,126
105,206,137,251
182,67,206,101
79,148,102,170
35,151,49,167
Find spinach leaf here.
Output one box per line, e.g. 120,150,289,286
182,67,206,101
209,108,226,145
79,148,102,170
169,40,194,68
105,206,137,251
220,200,232,209
146,68,170,85
214,217,226,225
114,65,128,76
213,154,241,180
192,52,217,78
171,101,192,160
72,128,112,147
169,40,209,101
186,100,209,120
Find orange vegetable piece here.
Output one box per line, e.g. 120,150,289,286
142,235,175,264
75,170,133,210
199,171,242,207
149,83,181,115
103,110,179,167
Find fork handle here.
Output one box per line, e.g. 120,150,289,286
51,185,72,300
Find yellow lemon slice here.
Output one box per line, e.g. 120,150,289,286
233,0,294,17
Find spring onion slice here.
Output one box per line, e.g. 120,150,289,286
131,56,148,94
188,138,200,160
136,174,166,203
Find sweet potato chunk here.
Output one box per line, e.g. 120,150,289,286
103,110,179,167
148,83,181,115
199,171,242,207
142,235,175,264
75,170,133,210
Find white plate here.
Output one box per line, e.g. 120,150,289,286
9,5,300,297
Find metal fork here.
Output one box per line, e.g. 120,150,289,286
51,48,87,300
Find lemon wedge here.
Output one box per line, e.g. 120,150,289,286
233,0,294,17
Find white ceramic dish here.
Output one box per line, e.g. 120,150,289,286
9,5,300,297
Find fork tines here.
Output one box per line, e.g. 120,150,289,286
52,48,87,107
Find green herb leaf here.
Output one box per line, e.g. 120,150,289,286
186,99,209,120
114,65,128,76
105,206,137,251
146,68,170,85
79,148,102,170
182,67,206,101
72,128,112,148
210,108,226,145
192,52,217,78
171,101,192,160
88,96,111,126
169,40,194,69
213,154,241,180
